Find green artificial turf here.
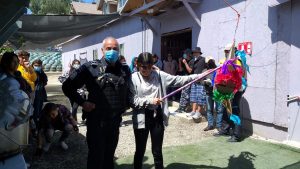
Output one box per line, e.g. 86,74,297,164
115,137,300,169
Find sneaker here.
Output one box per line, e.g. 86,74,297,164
203,126,214,131
227,136,240,142
192,112,201,119
43,142,51,152
187,112,196,117
213,130,230,137
60,141,68,150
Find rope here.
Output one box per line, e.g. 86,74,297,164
141,19,144,53
223,0,241,42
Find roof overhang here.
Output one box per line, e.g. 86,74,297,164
97,0,118,10
120,0,201,28
120,0,201,16
97,0,104,10
120,0,172,16
268,0,290,7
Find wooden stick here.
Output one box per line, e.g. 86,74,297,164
161,66,221,100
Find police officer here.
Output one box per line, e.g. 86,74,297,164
62,37,131,169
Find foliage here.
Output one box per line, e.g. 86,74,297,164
30,0,42,14
29,0,73,15
0,46,14,59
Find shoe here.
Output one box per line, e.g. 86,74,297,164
216,127,222,132
43,142,51,152
175,107,185,113
213,129,230,137
192,112,201,119
203,126,214,131
60,141,68,150
227,136,240,142
187,112,196,117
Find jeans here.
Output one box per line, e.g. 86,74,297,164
134,108,164,169
70,100,79,121
44,124,73,143
221,91,244,138
86,113,121,169
33,86,45,124
206,95,223,128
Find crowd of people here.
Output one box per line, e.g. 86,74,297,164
0,37,247,169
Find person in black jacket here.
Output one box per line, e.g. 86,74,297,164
32,59,48,125
62,37,131,169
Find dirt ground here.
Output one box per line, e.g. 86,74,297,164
25,73,216,169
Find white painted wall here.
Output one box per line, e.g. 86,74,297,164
288,0,300,142
62,17,153,71
62,0,300,142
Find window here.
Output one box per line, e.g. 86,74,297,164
119,43,124,56
93,49,98,60
118,0,127,10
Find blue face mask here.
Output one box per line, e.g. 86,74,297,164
183,54,187,59
105,50,119,63
34,66,42,72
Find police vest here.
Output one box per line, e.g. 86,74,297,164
89,61,130,118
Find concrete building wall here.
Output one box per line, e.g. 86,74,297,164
287,0,300,143
62,17,153,70
194,0,300,141
62,0,300,143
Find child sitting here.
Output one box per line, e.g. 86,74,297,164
36,103,78,154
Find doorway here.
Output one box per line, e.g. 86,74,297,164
161,28,192,61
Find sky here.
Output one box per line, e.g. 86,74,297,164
81,0,95,3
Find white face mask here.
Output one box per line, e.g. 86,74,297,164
72,64,80,69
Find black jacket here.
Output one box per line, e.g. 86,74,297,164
62,58,131,120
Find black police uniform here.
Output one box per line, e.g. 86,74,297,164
62,58,131,169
